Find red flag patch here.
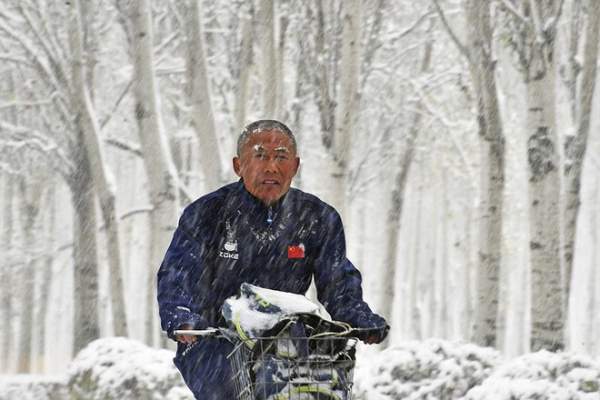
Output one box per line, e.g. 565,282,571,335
287,244,305,259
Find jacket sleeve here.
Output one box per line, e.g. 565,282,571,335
312,208,388,330
157,209,209,340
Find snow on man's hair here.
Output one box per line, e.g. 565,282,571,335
237,120,297,156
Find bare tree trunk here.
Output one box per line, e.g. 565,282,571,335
463,203,475,339
314,0,335,151
586,181,598,353
563,0,600,309
2,72,19,372
330,0,361,219
439,166,449,338
276,14,289,120
380,37,433,333
234,4,253,136
257,0,277,116
410,173,424,340
16,177,43,372
130,0,181,345
1,174,15,372
70,136,101,353
35,184,55,372
466,0,505,348
185,0,224,191
70,0,128,338
495,0,566,353
526,28,563,351
421,180,437,338
432,175,442,337
592,179,600,355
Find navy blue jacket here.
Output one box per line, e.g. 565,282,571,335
157,182,386,398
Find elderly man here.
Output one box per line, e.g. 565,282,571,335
157,119,388,399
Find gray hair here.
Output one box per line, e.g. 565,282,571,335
237,120,297,156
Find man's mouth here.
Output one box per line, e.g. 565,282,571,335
262,179,280,185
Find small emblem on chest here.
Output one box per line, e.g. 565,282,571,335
220,221,239,260
287,243,305,259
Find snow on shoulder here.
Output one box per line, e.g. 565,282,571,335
67,337,193,400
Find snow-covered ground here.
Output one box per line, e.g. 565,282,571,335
67,337,194,400
354,339,500,399
1,338,599,400
0,374,67,400
462,351,600,400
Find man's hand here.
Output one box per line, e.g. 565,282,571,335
355,325,389,344
175,324,197,344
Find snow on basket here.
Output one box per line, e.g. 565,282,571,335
67,337,193,400
462,350,600,400
353,339,500,400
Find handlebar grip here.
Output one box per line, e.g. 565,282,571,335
173,328,219,337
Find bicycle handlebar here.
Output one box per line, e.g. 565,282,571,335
173,328,220,337
173,325,386,339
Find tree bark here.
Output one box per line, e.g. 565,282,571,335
463,202,475,339
35,184,55,372
70,0,128,338
410,172,424,340
314,0,335,151
234,4,253,136
591,179,600,355
257,0,278,116
2,72,19,373
466,0,505,348
563,0,600,310
439,166,449,338
185,0,224,192
16,176,43,373
586,180,598,352
524,6,564,350
276,14,289,120
1,174,15,372
130,0,181,345
69,135,101,354
330,0,361,219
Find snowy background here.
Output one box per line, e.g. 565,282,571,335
1,0,600,398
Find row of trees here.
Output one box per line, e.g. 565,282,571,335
458,0,600,351
0,0,599,373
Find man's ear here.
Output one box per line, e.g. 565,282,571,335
293,157,300,176
233,157,242,177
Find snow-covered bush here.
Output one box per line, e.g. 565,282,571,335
67,337,193,400
462,350,600,400
0,375,67,400
354,339,500,400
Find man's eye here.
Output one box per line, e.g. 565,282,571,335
275,154,288,161
255,153,267,160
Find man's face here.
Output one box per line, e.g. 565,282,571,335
233,129,300,206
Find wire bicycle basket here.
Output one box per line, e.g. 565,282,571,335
226,330,357,400
174,284,367,399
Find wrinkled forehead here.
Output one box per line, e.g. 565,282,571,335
242,130,296,154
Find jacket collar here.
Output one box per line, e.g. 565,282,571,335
234,180,290,215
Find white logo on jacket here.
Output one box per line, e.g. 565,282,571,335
219,220,239,260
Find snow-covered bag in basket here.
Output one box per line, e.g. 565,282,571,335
221,283,355,400
221,283,323,340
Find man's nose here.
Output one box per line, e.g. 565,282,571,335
264,157,278,172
